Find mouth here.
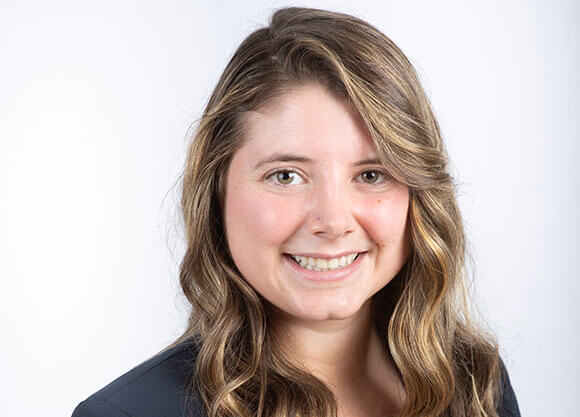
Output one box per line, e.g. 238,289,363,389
286,252,362,272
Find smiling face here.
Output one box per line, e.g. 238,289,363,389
223,84,410,323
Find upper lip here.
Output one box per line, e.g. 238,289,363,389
286,251,365,259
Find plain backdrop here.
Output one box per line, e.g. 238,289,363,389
0,1,578,416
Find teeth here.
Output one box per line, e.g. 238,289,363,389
290,253,359,271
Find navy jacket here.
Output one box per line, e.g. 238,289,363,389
72,340,521,417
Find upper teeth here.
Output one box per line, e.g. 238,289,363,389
289,253,359,271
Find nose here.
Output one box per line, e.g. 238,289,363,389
308,185,356,239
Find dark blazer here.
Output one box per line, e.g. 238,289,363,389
72,341,203,417
72,339,521,417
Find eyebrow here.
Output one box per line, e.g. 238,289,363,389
354,158,382,166
252,153,383,170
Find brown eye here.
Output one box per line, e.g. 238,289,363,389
276,171,294,184
267,170,305,186
361,170,381,184
265,169,305,187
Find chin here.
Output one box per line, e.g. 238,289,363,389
292,298,368,322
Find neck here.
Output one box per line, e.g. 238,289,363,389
268,299,407,416
269,300,382,385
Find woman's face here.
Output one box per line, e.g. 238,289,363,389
224,84,410,322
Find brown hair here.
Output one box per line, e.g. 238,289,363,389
176,7,502,417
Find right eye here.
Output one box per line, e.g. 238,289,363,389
266,169,305,186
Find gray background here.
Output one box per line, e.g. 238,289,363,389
1,1,578,416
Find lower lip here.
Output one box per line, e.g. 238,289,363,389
283,253,366,283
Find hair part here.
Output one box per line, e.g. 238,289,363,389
176,7,501,417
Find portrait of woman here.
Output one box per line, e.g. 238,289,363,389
69,6,519,417
3,2,579,417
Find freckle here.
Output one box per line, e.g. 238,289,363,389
376,199,382,203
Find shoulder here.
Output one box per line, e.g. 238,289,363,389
497,358,521,417
71,339,204,417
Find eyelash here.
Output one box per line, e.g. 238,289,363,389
265,169,390,187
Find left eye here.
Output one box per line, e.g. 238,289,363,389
359,170,385,184
267,170,303,185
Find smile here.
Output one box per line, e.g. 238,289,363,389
288,253,360,271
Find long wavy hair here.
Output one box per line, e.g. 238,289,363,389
176,7,502,417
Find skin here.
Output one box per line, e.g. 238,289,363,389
224,83,409,416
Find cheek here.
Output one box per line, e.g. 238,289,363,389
224,185,304,297
225,186,301,250
359,188,410,247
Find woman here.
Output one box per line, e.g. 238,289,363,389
73,7,520,417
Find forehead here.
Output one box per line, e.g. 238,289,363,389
239,84,378,160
